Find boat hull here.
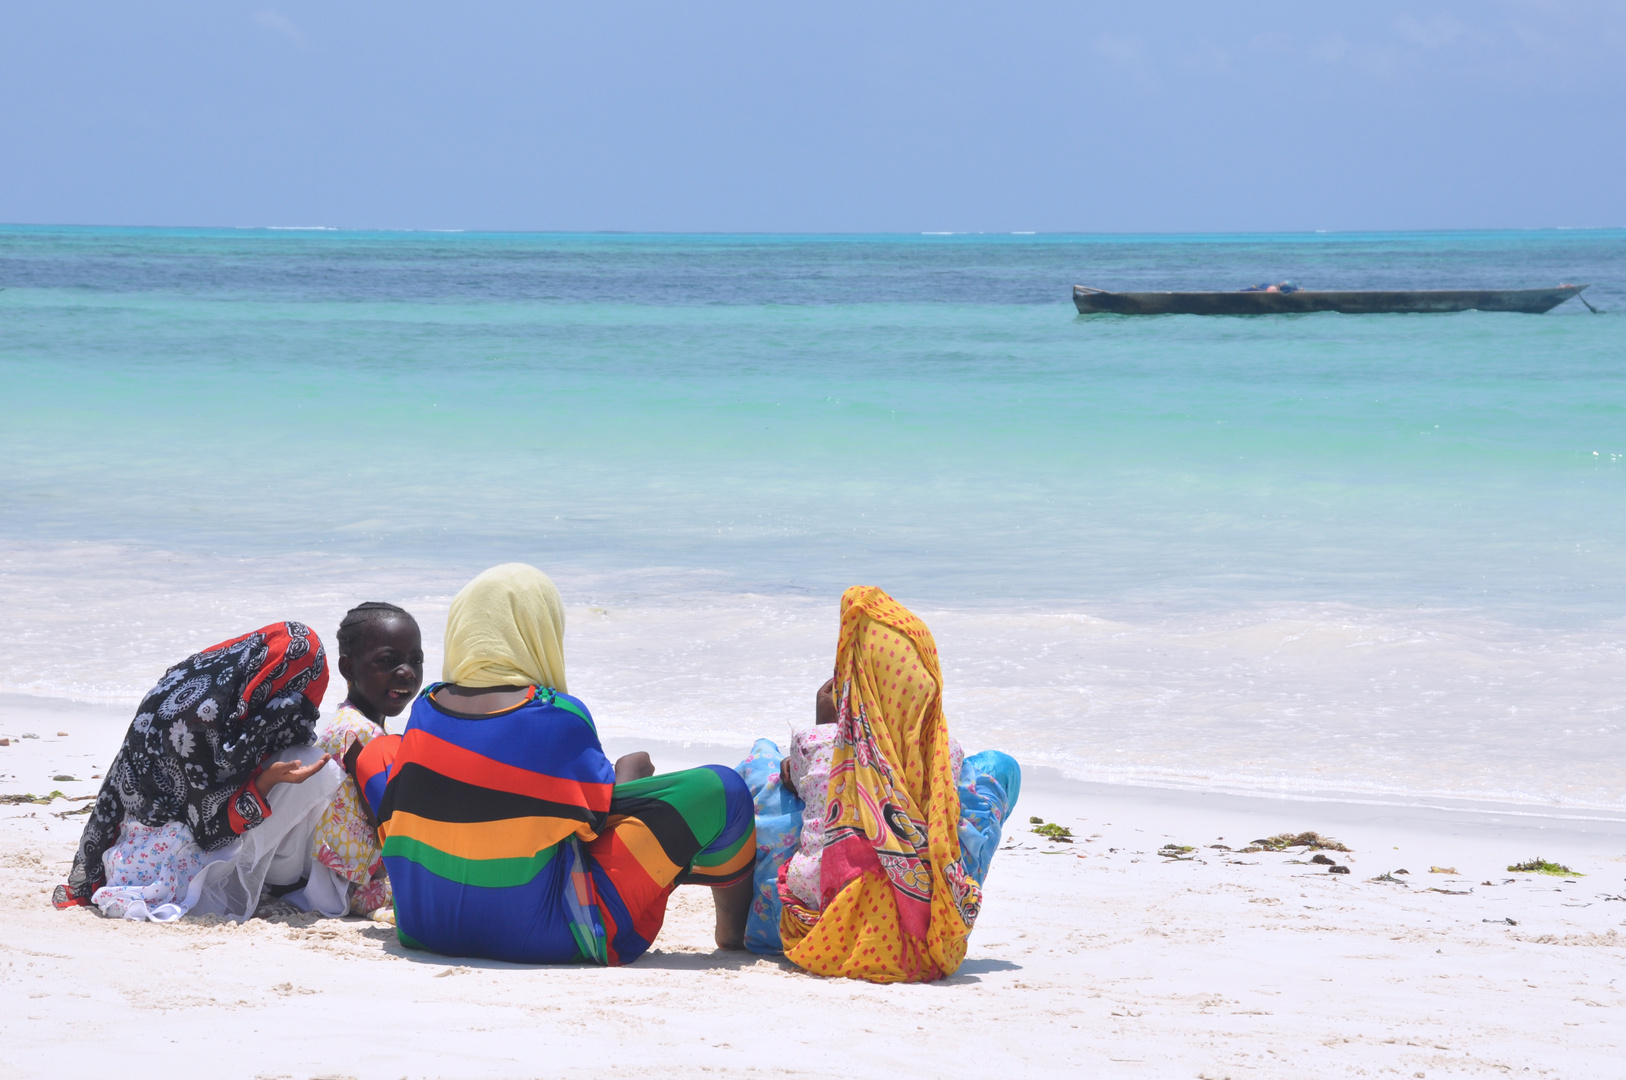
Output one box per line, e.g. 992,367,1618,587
1072,285,1588,316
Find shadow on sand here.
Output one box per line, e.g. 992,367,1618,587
368,934,791,974
308,916,1017,982
938,957,1023,985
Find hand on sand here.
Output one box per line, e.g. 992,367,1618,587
255,754,333,797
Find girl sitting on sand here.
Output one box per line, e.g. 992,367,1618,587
734,586,1021,983
307,601,425,918
352,563,757,965
54,622,339,918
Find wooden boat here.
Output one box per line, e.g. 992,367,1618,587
1072,283,1590,316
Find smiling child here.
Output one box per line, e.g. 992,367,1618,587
310,601,425,917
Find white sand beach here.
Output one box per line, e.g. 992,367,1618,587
6,6,1626,1076
3,692,1624,1078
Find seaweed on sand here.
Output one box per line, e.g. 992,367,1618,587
1244,832,1352,853
1159,844,1196,860
1507,858,1583,877
0,790,67,805
1029,817,1074,843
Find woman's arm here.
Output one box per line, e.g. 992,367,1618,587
189,752,331,850
254,754,331,798
777,676,836,797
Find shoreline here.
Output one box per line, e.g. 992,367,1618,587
620,734,1626,827
8,688,1626,828
4,694,1625,1076
607,735,1626,877
4,538,1624,811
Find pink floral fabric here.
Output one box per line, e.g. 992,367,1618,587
783,725,837,908
783,726,963,910
92,820,205,920
310,702,393,915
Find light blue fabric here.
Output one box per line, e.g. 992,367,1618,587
734,738,1021,955
735,738,804,954
958,749,1021,887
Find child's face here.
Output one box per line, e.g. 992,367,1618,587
340,615,425,719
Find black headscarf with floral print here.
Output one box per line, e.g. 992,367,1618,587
54,622,328,907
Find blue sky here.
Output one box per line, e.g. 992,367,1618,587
2,2,1622,232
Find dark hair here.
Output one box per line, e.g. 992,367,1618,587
337,601,416,657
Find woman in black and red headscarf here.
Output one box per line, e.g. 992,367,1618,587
54,621,331,909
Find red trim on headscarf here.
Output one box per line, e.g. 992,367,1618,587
203,623,330,711
226,772,273,833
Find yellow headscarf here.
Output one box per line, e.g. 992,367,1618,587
442,563,568,692
780,586,978,983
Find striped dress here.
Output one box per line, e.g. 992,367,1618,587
355,685,754,965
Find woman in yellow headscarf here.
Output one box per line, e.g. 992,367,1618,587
354,563,758,965
775,586,1010,983
440,562,568,693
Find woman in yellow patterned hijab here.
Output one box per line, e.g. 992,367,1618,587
779,586,982,982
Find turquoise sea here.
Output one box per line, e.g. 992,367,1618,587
2,227,1623,809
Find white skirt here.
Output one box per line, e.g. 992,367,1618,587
93,745,349,922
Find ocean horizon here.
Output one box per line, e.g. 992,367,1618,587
2,225,1622,812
